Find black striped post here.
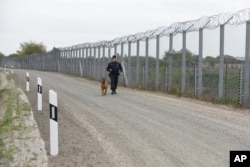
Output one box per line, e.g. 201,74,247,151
26,72,29,92
49,90,58,156
37,77,42,111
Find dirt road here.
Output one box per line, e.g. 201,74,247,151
12,69,250,167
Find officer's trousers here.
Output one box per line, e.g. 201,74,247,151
109,74,119,91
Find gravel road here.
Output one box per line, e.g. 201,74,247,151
12,69,250,167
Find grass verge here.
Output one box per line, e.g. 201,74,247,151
0,73,31,166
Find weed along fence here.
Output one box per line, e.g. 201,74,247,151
1,8,250,107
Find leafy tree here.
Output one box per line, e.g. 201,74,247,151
204,56,218,67
224,55,240,64
163,49,193,67
17,41,46,56
8,53,19,57
0,52,4,59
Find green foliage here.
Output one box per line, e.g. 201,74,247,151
123,56,158,67
17,41,46,56
163,49,196,67
137,84,142,90
0,73,31,164
6,74,11,82
224,55,241,64
204,56,218,67
0,52,4,59
8,53,19,57
168,86,182,96
0,88,15,161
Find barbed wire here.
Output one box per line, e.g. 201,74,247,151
60,8,250,51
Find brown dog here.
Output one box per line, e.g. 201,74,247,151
101,77,108,96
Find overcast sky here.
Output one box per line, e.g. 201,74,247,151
0,0,249,56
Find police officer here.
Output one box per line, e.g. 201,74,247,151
106,55,123,95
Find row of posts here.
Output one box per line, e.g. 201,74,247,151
4,67,59,155
1,21,250,107
58,21,249,106
26,72,58,156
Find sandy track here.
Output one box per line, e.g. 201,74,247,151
12,69,250,167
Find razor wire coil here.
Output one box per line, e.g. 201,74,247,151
60,8,250,51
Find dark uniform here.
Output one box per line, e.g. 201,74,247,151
106,56,123,94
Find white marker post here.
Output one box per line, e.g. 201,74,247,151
49,90,58,156
37,77,42,111
26,72,30,92
11,65,14,75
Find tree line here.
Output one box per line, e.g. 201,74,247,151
0,41,47,58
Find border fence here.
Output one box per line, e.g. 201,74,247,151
1,8,250,107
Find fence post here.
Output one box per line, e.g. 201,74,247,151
198,28,203,98
181,31,187,93
63,50,65,72
121,61,128,87
79,48,82,76
218,25,225,99
67,49,70,73
114,44,117,57
49,90,58,156
108,47,111,59
142,66,145,88
61,50,64,73
128,41,131,87
136,39,140,87
79,60,83,77
218,15,233,100
64,50,67,73
156,35,160,90
168,33,173,91
57,60,60,72
42,55,45,71
65,50,68,73
93,46,97,79
145,37,149,89
70,49,73,74
82,48,84,76
80,49,83,75
76,49,79,75
97,46,100,79
86,47,89,78
73,49,77,74
102,45,106,77
89,47,92,77
71,49,74,74
121,42,124,60
63,49,65,73
57,50,61,72
244,21,250,107
165,66,168,92
74,49,77,75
